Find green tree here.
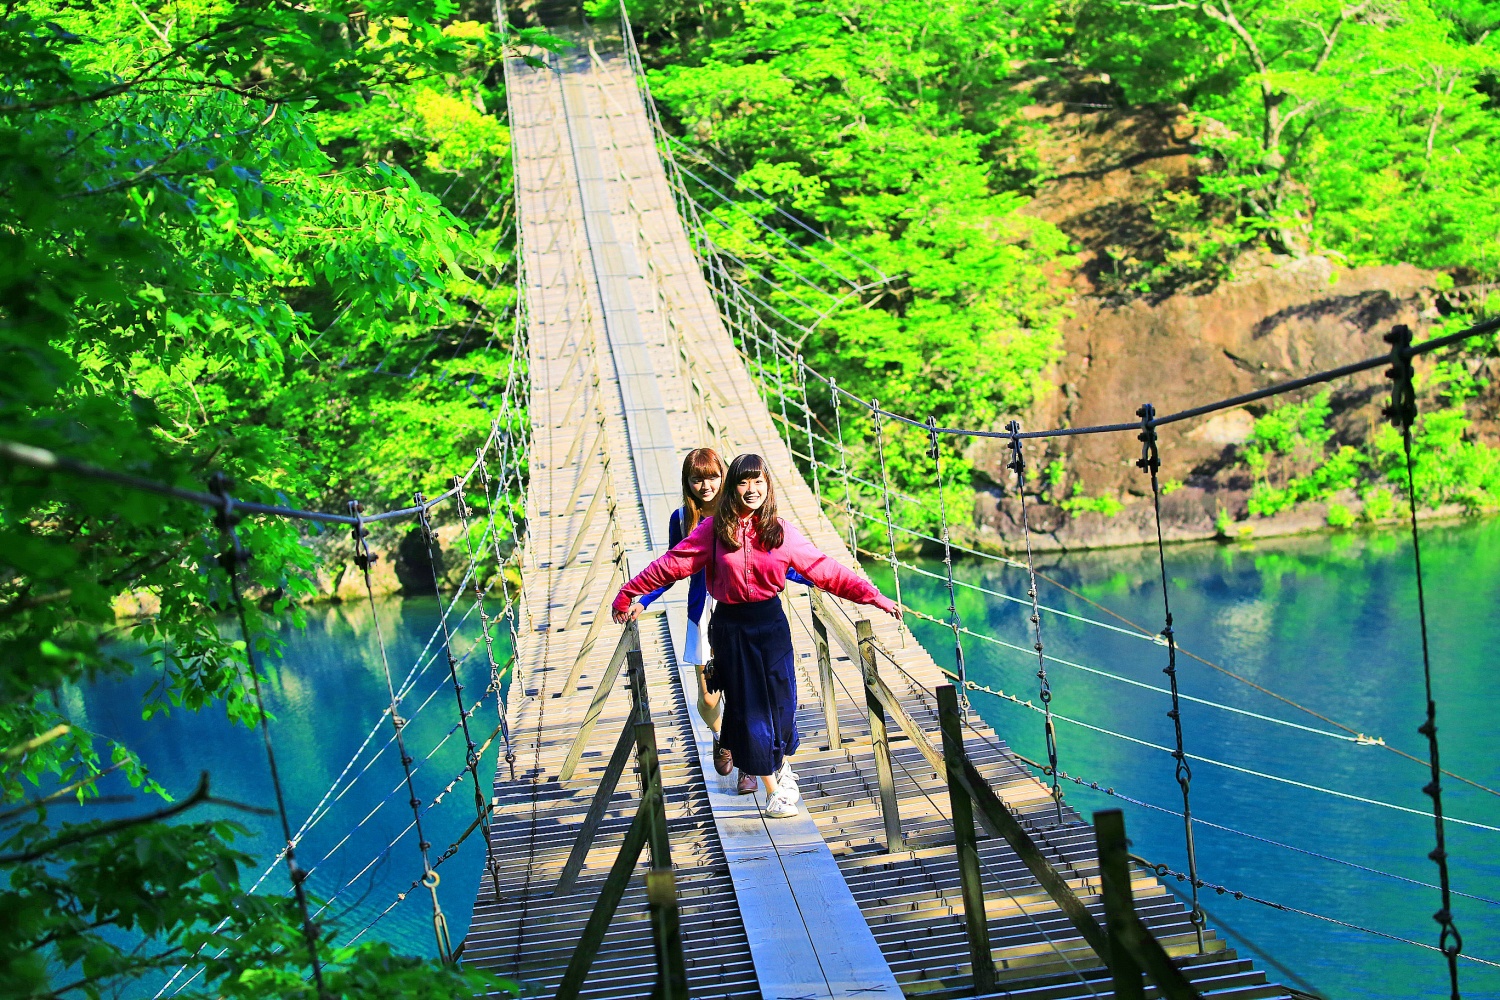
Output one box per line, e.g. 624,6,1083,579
0,1,542,994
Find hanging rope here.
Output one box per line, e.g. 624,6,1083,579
925,416,969,711
450,475,507,902
208,474,328,997
414,485,502,931
1385,324,1464,998
796,355,821,500
1005,421,1062,824
1135,403,1206,952
829,377,860,556
869,400,907,641
349,499,452,965
474,451,520,783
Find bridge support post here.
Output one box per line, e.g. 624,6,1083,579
1095,809,1146,1000
637,721,687,1000
1092,808,1203,999
859,618,902,852
809,595,843,750
937,685,996,995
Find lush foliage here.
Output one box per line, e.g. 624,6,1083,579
1243,350,1500,522
624,0,1077,536
1,1,533,995
1076,0,1500,276
623,0,1500,541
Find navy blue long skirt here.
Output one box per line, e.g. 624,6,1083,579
708,597,798,777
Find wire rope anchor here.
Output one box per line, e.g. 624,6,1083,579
1005,420,1063,824
1385,324,1464,997
1134,403,1206,952
208,473,330,997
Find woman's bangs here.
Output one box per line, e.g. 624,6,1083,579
688,449,723,479
732,454,767,483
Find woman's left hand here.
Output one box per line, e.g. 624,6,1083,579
612,600,645,625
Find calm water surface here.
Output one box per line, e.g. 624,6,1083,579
74,521,1500,998
875,519,1500,1000
70,596,509,995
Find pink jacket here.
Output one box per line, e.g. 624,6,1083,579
613,515,896,615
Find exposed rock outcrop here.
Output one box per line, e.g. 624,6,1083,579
957,99,1491,551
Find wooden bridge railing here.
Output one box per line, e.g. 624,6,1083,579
808,589,1204,999
551,615,688,1000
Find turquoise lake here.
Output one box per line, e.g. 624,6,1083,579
72,519,1500,998
879,519,1500,1000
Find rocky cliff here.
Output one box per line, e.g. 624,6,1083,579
963,101,1496,551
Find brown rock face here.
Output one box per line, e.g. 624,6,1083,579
1038,258,1433,493
970,258,1443,550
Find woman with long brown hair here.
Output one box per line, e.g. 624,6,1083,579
614,453,899,819
626,448,732,770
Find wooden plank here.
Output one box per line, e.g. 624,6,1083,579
664,601,903,1000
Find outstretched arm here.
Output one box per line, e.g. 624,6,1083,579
780,521,899,616
613,518,714,621
637,509,684,610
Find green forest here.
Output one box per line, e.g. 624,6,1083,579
4,0,1500,996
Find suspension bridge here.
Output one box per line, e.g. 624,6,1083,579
456,21,1279,1000
8,4,1499,999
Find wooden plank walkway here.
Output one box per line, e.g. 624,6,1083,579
469,22,1299,1000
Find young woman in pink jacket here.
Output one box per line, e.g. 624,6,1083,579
613,453,900,819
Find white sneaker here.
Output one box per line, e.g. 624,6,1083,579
764,788,799,819
774,759,799,793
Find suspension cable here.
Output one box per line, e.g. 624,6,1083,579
1385,324,1464,996
1135,404,1205,951
1005,421,1062,823
961,677,1500,832
209,474,328,997
1041,765,1500,907
1135,856,1500,971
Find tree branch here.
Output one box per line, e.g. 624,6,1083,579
0,772,270,865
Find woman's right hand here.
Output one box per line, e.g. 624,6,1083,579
612,600,645,625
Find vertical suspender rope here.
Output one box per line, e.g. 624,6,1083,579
209,475,328,997
450,474,507,903
475,450,520,782
414,489,500,935
1135,403,1205,953
753,326,770,414
870,400,908,642
771,329,794,455
1005,422,1063,823
830,378,859,556
349,499,453,965
797,354,821,500
926,416,969,711
1385,324,1464,999
483,443,530,704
